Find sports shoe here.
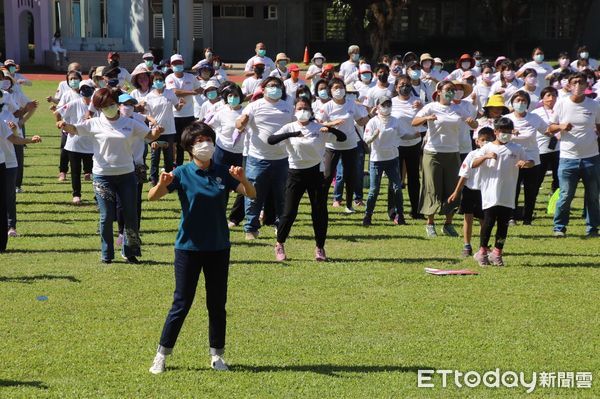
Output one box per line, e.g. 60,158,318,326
274,243,286,261
122,255,141,264
508,219,516,227
315,247,327,262
245,231,259,240
553,230,566,238
15,187,23,193
425,224,437,238
72,196,81,205
116,234,124,247
84,173,92,181
353,199,365,207
101,259,112,264
362,214,372,226
58,172,66,182
488,249,505,266
210,355,229,371
393,214,407,225
442,223,459,237
473,249,490,266
227,221,237,229
149,353,166,374
332,200,341,207
344,207,355,214
584,230,599,238
7,228,18,237
461,246,473,257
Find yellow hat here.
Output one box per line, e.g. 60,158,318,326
484,94,509,114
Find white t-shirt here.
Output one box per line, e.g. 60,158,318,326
274,121,331,170
364,84,394,108
459,148,485,190
269,68,290,80
1,91,21,114
364,116,403,162
244,56,276,77
57,88,81,108
416,102,470,153
490,79,524,106
550,96,600,159
506,112,545,165
198,99,225,123
74,114,150,175
411,81,434,104
521,88,541,111
473,82,492,114
448,68,478,81
130,88,151,102
317,99,368,151
312,99,329,115
518,61,553,90
165,72,200,117
430,69,449,82
339,60,358,82
354,80,375,102
455,99,477,154
54,80,69,102
144,89,179,135
128,112,148,166
57,98,94,154
531,106,559,154
208,105,245,154
570,58,599,71
241,76,263,97
243,98,294,160
117,67,131,88
391,96,425,147
306,64,322,89
0,112,17,167
284,78,306,100
476,142,529,209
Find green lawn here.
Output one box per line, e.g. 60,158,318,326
0,81,598,398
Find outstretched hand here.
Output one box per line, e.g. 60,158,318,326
229,166,246,182
158,171,174,186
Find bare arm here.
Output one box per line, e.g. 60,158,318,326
148,172,173,201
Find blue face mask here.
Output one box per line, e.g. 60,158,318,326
69,79,80,89
513,102,527,113
228,96,240,106
153,80,165,90
265,86,282,100
145,60,154,68
318,89,329,100
173,65,184,73
360,73,372,83
8,66,16,74
409,70,421,80
257,49,267,57
161,67,169,74
206,90,218,100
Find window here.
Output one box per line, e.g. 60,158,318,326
212,5,254,18
193,4,203,38
309,6,325,41
416,4,437,39
153,13,177,39
390,6,409,41
309,5,347,41
441,1,466,37
72,0,82,38
264,5,277,20
545,1,574,39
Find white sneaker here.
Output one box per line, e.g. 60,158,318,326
149,353,166,374
210,355,229,371
344,207,355,214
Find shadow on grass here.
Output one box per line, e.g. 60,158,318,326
329,257,460,264
291,234,427,241
7,248,99,254
0,274,80,284
522,261,599,268
0,379,48,389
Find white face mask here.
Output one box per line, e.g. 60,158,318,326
378,106,391,116
498,132,512,143
482,72,493,82
580,52,589,59
120,105,134,117
332,88,345,100
525,76,537,86
461,61,471,70
192,141,215,162
295,109,311,122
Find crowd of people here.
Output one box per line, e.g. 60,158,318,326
0,42,599,373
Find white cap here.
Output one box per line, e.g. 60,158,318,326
359,64,372,73
79,79,94,89
170,54,184,63
205,81,219,90
142,52,154,59
311,52,326,62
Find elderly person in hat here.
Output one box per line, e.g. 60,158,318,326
197,81,224,122
138,52,158,72
340,45,361,84
306,52,326,89
106,52,131,89
419,53,435,83
166,54,203,166
448,54,478,82
355,63,374,102
244,42,276,77
412,80,478,237
472,51,484,75
283,64,305,101
270,53,290,80
193,62,219,118
430,57,449,82
130,65,154,108
362,95,406,226
4,60,31,88
241,59,266,102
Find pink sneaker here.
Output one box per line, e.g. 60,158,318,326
58,172,66,182
275,243,286,261
72,196,81,205
315,247,327,261
473,248,490,266
488,248,505,266
332,200,341,208
116,234,124,247
7,228,18,237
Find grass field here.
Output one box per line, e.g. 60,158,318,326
0,81,598,398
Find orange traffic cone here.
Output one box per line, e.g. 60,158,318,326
303,46,309,65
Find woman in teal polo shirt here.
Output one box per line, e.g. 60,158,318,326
148,121,255,374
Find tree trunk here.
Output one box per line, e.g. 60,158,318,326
367,0,408,61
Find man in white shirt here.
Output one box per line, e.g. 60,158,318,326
244,42,276,77
166,54,203,165
339,45,360,84
549,72,600,237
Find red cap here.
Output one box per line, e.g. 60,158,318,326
108,51,120,59
288,64,300,72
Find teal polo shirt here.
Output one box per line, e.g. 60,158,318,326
168,161,239,251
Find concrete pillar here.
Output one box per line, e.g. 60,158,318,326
128,0,149,52
163,0,174,59
203,0,213,49
178,0,193,66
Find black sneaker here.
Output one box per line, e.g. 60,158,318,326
362,215,372,227
101,259,112,264
125,256,141,264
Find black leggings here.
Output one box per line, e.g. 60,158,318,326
480,206,511,250
323,147,357,209
68,151,93,197
59,133,70,173
388,142,421,217
277,165,328,248
514,165,541,222
174,117,196,166
0,163,7,252
538,151,559,192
